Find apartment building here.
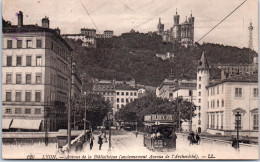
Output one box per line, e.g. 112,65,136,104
2,11,73,132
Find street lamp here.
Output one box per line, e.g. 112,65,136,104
235,112,241,150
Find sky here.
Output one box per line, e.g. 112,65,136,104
2,0,258,50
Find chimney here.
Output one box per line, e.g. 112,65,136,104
54,27,60,35
18,11,23,27
42,16,49,28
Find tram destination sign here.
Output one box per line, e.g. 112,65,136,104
144,114,174,122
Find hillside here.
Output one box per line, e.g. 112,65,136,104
66,31,256,89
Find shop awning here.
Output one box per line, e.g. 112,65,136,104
10,119,42,130
2,119,13,130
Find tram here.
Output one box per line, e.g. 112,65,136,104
143,114,177,152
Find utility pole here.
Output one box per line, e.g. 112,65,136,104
190,94,193,132
84,92,87,136
45,96,49,146
67,55,73,150
177,93,181,132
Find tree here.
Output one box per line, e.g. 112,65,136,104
72,93,112,130
115,94,196,130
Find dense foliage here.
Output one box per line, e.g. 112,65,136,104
67,31,256,89
115,94,196,130
71,93,112,129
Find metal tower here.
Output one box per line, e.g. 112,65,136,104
248,22,254,50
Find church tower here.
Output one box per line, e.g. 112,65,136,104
173,9,180,40
188,11,195,43
196,52,210,133
157,17,164,35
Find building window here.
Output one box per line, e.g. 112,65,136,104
117,104,120,109
199,77,201,81
126,92,129,96
130,98,133,102
17,40,22,48
213,100,215,108
222,100,224,107
253,88,258,98
207,114,209,128
7,40,12,48
189,90,192,96
15,92,21,102
15,108,22,114
198,92,201,96
198,113,201,118
25,92,31,102
16,74,22,84
6,74,12,84
36,56,42,66
253,114,258,130
198,99,201,103
35,92,41,102
235,88,242,97
116,92,119,95
26,40,33,48
6,92,11,101
169,93,173,97
26,56,31,66
25,108,31,114
121,104,124,108
7,56,12,66
217,100,219,107
198,84,201,89
121,92,124,95
126,98,129,103
130,92,133,96
117,98,119,103
5,109,12,114
134,92,137,96
221,114,223,129
35,108,41,114
36,39,42,48
16,56,22,66
26,74,31,84
121,98,124,102
36,74,42,84
216,114,219,129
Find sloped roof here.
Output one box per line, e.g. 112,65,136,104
207,73,258,88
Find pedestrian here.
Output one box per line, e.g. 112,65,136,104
169,131,177,150
75,139,83,152
89,133,94,150
98,135,103,150
232,138,238,149
195,133,200,145
135,131,138,138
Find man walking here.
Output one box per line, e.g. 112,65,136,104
89,133,94,150
98,135,103,150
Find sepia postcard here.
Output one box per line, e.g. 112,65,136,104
1,0,259,160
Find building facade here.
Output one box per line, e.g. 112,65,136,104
2,11,73,132
206,74,258,137
196,52,258,137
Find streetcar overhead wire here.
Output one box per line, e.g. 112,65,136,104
79,0,100,34
196,0,247,43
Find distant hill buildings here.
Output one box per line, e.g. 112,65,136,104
157,10,195,46
62,29,114,48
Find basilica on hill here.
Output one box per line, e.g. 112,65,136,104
157,9,195,46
